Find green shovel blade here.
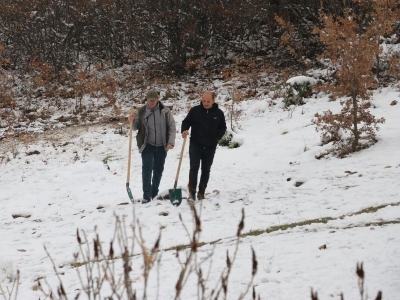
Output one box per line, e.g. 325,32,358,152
169,188,182,207
126,183,134,204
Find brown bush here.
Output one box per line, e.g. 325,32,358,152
312,3,392,156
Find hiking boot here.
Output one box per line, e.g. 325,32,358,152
188,189,196,201
188,173,197,201
197,184,206,200
142,198,151,204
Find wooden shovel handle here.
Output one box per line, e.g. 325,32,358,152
126,107,134,184
173,135,187,190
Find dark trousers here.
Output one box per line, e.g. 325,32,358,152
188,142,216,192
141,144,167,200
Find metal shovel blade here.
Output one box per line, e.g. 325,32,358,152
126,183,134,204
169,188,182,207
169,136,187,207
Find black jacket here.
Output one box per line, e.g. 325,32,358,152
181,102,227,148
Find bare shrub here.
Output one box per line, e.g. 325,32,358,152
225,87,243,131
97,73,119,107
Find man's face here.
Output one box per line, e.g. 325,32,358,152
147,98,158,108
202,92,214,109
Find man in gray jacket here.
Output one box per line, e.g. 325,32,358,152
128,90,176,203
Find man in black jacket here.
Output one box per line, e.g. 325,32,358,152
181,91,227,200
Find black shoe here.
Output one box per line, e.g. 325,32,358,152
142,198,151,204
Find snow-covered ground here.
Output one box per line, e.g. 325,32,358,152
1,85,399,299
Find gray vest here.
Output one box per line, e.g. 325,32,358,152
146,104,163,147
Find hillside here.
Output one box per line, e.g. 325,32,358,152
1,81,399,299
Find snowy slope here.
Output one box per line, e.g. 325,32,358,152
1,86,399,299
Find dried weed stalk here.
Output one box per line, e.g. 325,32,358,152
38,206,258,299
311,262,382,300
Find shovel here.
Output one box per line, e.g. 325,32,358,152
169,135,187,206
126,107,135,204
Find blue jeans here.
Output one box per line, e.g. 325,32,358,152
141,144,167,200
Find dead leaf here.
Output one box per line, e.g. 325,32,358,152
12,214,31,219
345,170,358,175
